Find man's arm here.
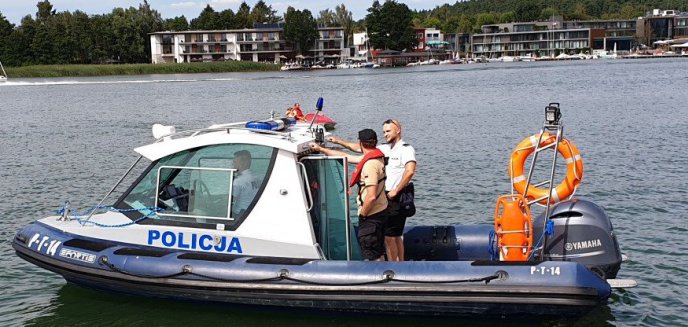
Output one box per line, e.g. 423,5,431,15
387,161,416,200
359,183,383,217
328,136,362,153
310,143,363,164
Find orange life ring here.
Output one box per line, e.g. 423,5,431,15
509,133,583,205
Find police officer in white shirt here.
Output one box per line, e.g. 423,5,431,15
232,150,259,218
326,119,416,261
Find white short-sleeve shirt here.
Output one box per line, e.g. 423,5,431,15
232,169,259,216
378,139,416,191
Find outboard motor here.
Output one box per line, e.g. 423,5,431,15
533,198,622,279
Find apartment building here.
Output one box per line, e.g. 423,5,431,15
150,23,346,64
444,33,471,54
472,21,598,58
637,9,688,45
309,27,346,61
471,9,687,58
563,19,636,50
413,28,444,51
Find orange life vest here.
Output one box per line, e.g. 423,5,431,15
494,194,533,261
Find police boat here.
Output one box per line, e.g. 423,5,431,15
13,101,635,317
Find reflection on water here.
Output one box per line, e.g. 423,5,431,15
28,283,613,327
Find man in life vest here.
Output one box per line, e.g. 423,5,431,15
324,120,416,261
285,103,304,121
311,129,388,261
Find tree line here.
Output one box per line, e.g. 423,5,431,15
0,0,685,66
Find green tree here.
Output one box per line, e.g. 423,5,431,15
235,2,252,28
0,12,15,64
474,12,497,32
433,4,452,31
65,11,93,63
365,1,384,48
335,4,353,47
108,3,162,63
30,1,56,64
411,16,423,28
137,1,163,60
163,16,189,31
190,5,220,30
514,0,540,22
457,14,472,34
218,10,235,29
89,14,115,62
498,11,515,23
10,15,37,65
423,17,442,29
318,9,335,27
568,3,589,20
366,0,415,51
36,0,55,21
540,8,559,21
250,1,279,25
283,7,318,54
618,4,643,19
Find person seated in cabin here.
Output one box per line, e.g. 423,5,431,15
285,103,305,121
231,150,260,218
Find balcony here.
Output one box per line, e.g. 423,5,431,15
182,49,235,55
240,46,294,53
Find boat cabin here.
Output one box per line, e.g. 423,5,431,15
40,122,360,260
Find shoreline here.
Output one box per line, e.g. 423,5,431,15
4,62,280,78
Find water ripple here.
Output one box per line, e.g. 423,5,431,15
1,59,687,326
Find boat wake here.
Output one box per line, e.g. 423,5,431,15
0,79,200,87
0,75,303,87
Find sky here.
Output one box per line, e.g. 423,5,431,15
0,0,451,25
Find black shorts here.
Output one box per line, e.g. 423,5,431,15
357,210,387,260
385,196,408,237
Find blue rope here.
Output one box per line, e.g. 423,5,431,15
55,205,163,228
529,219,555,260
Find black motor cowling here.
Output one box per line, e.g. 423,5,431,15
533,198,622,279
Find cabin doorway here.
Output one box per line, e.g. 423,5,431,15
300,156,359,260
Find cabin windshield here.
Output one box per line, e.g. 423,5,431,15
115,144,277,229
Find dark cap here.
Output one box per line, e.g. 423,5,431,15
358,129,377,142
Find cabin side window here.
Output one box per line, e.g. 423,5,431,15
116,144,276,230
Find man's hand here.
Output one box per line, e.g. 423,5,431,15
310,143,322,151
387,189,399,200
327,136,340,144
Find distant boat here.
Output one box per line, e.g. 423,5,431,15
500,56,521,62
419,58,438,65
280,63,305,71
0,59,7,82
362,29,379,69
304,113,337,130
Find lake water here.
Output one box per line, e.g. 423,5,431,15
1,59,687,326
